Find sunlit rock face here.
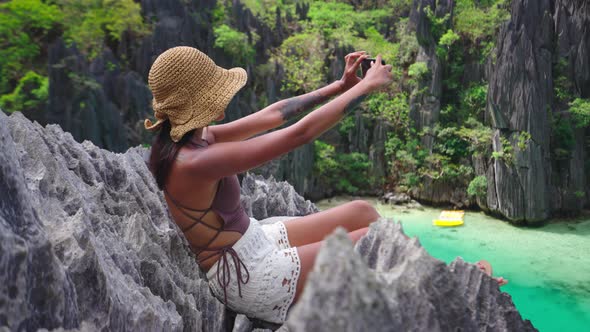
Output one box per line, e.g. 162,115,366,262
484,0,590,224
0,111,534,331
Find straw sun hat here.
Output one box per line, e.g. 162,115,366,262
144,46,247,142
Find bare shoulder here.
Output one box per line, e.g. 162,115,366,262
175,145,210,175
168,147,218,194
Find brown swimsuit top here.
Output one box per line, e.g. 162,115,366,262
165,139,251,303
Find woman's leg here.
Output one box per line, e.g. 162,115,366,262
292,227,369,302
283,200,380,247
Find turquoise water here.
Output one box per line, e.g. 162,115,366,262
317,197,590,332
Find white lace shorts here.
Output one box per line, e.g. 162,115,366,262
206,218,301,324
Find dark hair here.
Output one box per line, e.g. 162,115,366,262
148,120,195,190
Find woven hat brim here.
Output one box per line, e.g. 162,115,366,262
169,66,248,142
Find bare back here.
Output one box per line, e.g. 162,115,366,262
164,129,242,271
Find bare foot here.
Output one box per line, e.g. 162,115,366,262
494,276,509,286
476,260,509,286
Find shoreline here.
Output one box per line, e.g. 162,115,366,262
316,194,590,226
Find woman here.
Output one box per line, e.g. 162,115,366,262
145,46,391,323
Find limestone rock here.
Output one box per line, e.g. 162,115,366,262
47,40,131,152
240,173,319,220
407,0,453,151
286,220,537,332
0,111,535,331
485,0,589,223
0,110,322,331
410,176,473,209
381,192,412,205
406,199,424,210
0,111,225,331
403,0,480,209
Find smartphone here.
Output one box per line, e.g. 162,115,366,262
361,58,386,78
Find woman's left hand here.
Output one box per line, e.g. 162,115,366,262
339,51,368,92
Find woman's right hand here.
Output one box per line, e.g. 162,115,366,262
361,54,393,92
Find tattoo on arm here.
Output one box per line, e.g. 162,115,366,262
278,92,330,121
342,95,366,115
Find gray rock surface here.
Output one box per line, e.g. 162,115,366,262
0,111,224,331
0,111,314,331
240,173,319,219
404,0,478,209
47,41,132,152
286,221,536,332
407,0,453,151
1,111,535,331
410,175,473,209
485,0,553,223
485,0,589,223
382,192,412,205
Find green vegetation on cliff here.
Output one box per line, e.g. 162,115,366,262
0,0,148,113
1,0,515,200
384,0,508,200
0,71,48,114
2,0,586,209
569,98,590,128
467,175,487,199
220,0,512,199
273,32,328,93
214,24,258,65
56,0,148,59
314,140,372,194
0,0,61,96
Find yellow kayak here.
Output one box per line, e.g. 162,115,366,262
433,210,465,227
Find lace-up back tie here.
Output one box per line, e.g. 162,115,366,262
165,176,251,304
216,246,250,303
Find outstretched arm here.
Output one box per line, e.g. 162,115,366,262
209,51,369,143
186,55,393,181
